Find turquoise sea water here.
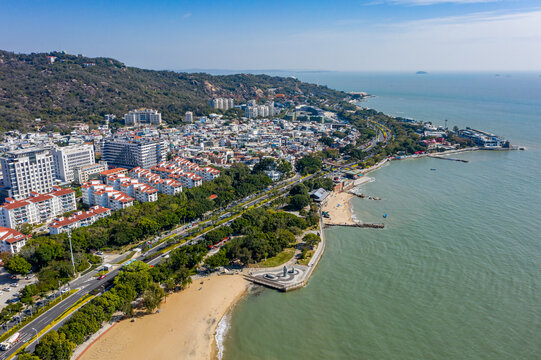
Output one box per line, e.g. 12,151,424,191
223,73,541,360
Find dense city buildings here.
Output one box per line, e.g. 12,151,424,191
51,144,96,183
0,100,360,234
102,136,167,169
123,108,162,126
0,186,76,229
0,148,54,201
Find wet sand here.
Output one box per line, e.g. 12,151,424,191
77,274,248,360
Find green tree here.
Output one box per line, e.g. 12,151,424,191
276,159,293,177
289,194,310,211
21,284,38,305
318,136,334,146
5,256,31,275
114,261,152,294
205,250,229,269
303,233,321,249
142,283,165,313
34,330,76,360
289,183,309,197
295,156,322,176
252,158,275,173
16,354,41,360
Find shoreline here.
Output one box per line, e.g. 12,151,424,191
76,274,249,360
210,285,249,360
321,191,356,226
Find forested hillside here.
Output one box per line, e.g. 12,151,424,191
0,50,346,131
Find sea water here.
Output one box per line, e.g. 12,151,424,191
223,72,541,360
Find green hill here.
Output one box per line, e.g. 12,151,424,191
0,50,346,131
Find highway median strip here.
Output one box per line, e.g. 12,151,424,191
7,293,97,360
0,289,79,345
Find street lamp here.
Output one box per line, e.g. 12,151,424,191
68,230,76,274
32,327,39,345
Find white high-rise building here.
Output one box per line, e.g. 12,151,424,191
210,98,235,110
0,148,54,200
123,109,162,126
51,144,95,183
245,106,259,118
102,136,167,169
185,111,194,123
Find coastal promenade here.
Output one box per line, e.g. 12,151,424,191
245,217,326,292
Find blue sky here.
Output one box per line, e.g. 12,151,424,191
1,0,540,71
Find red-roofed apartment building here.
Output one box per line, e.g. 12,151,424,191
0,227,27,254
105,174,158,202
0,186,76,229
129,167,183,195
81,181,134,211
48,206,111,235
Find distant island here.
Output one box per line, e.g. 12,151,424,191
416,71,428,74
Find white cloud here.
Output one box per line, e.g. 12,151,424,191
123,8,541,71
183,12,192,18
252,9,541,71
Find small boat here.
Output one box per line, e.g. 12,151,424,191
430,168,437,171
383,214,387,218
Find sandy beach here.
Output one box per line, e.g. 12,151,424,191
77,274,249,360
322,191,356,225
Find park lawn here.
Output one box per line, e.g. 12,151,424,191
254,247,296,268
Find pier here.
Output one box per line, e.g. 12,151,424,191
348,192,381,200
428,155,469,163
324,222,384,229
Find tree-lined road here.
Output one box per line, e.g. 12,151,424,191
0,171,316,359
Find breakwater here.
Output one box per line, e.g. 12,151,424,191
324,222,384,229
428,155,469,163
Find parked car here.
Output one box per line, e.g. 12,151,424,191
10,283,17,288
3,287,11,292
61,288,69,294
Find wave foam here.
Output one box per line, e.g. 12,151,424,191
215,312,231,360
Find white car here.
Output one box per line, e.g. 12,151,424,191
10,283,17,288
2,287,10,292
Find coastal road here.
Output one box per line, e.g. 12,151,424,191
0,266,121,359
0,173,314,358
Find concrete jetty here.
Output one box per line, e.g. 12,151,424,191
324,222,384,229
428,155,469,163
